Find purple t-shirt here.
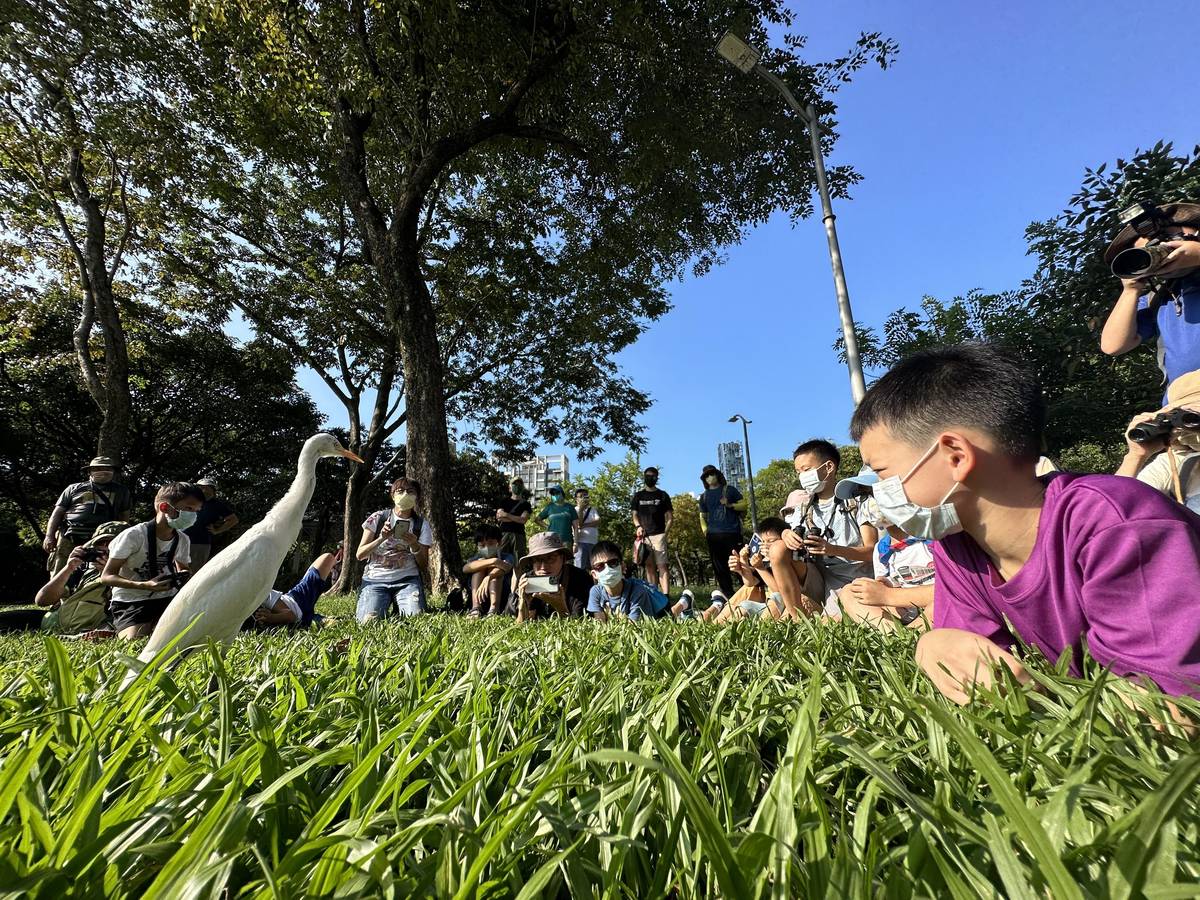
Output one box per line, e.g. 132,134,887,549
933,473,1200,697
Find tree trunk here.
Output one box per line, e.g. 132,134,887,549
394,268,461,595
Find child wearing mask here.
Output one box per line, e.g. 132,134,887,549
587,540,692,622
852,343,1200,703
463,523,515,617
102,483,204,639
836,476,934,631
356,477,433,621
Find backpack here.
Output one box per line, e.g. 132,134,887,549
43,570,109,633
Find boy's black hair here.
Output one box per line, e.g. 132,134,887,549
756,516,789,537
849,342,1044,460
591,540,623,566
474,523,502,543
155,482,205,506
792,439,840,468
644,466,659,476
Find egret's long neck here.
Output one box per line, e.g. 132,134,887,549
267,441,322,526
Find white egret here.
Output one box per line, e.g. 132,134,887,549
137,433,364,665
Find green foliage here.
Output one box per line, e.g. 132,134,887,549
1057,441,1126,475
752,458,800,525
668,492,709,583
841,144,1200,457
0,622,1196,895
580,452,644,553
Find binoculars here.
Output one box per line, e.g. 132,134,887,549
1127,409,1200,444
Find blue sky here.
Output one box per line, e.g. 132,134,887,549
297,0,1195,497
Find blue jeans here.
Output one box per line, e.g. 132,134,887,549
574,542,595,571
356,576,426,622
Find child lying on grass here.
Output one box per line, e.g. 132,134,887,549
851,343,1200,703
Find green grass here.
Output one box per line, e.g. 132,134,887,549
0,611,1197,898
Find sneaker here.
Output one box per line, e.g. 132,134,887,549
677,589,694,612
467,608,482,620
710,590,727,607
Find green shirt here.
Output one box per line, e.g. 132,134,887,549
538,500,577,544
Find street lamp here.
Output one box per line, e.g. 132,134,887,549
728,414,758,532
716,31,867,405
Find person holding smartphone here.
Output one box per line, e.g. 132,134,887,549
508,532,591,622
355,477,433,621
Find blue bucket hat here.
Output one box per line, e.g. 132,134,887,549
834,468,879,501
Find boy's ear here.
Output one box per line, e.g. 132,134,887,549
936,431,977,483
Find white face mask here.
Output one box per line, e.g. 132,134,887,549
872,441,962,540
797,463,830,494
595,561,623,588
393,491,417,511
705,476,719,488
480,545,499,558
168,507,198,531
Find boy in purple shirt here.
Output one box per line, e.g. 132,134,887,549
850,343,1200,702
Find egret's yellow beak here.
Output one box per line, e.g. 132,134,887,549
339,448,366,464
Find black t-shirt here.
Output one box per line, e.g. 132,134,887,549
499,496,533,534
55,481,132,538
185,496,236,545
504,563,591,618
631,489,673,535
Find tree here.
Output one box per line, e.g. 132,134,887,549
0,0,203,463
182,0,894,591
840,143,1200,463
752,458,799,526
668,492,709,586
582,453,644,553
0,289,324,590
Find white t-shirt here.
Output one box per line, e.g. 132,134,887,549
872,535,936,588
575,506,600,544
361,510,434,582
793,497,873,580
1136,450,1200,511
108,523,192,604
261,590,303,622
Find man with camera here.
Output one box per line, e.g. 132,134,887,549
1100,201,1200,389
42,455,133,573
101,482,204,639
1116,369,1200,512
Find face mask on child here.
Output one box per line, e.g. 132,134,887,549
872,441,962,540
705,476,720,488
480,545,499,559
798,462,830,494
595,561,623,588
167,506,198,531
393,491,417,511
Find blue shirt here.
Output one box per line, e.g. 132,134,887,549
1135,273,1200,390
698,485,744,534
586,578,669,621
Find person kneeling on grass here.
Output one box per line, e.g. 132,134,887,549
102,482,204,640
586,540,693,622
835,478,934,632
510,532,592,622
463,524,514,618
703,518,790,623
244,549,343,630
851,342,1200,704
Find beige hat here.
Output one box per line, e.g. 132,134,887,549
86,456,118,470
780,489,808,517
1157,369,1200,415
517,532,570,571
1105,202,1200,265
84,520,129,547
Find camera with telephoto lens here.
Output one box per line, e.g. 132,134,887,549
1110,201,1199,279
1127,408,1200,443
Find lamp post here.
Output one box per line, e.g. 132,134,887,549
728,414,758,532
716,31,867,405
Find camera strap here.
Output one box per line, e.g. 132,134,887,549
141,520,179,581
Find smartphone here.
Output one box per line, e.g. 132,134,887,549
386,518,412,536
525,575,559,594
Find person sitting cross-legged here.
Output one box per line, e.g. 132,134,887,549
463,523,515,618
703,517,790,623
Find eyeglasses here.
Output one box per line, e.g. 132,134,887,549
591,559,621,573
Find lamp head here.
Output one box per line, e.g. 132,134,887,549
716,32,760,74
